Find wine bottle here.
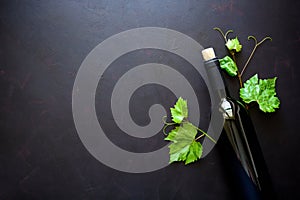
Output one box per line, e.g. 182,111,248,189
201,48,275,200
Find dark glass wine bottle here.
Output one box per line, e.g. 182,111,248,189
202,48,275,200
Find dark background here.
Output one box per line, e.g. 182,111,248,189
0,0,299,199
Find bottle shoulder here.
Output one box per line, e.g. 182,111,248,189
221,97,249,119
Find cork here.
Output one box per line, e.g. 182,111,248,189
201,47,216,61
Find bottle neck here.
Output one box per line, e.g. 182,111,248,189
204,58,230,99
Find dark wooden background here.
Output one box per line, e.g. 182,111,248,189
1,0,299,199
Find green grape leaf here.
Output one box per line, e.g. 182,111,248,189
168,122,202,165
240,74,280,112
226,37,242,52
239,74,260,103
170,97,188,124
164,127,179,141
219,56,238,76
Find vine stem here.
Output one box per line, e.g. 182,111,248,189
162,123,176,135
162,116,177,135
230,51,243,88
240,36,272,77
162,124,169,136
214,28,243,88
162,116,177,126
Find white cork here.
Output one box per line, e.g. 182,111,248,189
201,47,216,61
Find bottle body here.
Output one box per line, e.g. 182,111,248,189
202,49,275,199
221,97,263,200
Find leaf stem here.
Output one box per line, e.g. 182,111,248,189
195,133,205,141
240,36,272,77
195,126,216,143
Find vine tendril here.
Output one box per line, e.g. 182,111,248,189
213,27,233,42
240,36,272,76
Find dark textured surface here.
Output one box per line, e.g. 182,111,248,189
0,0,299,199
